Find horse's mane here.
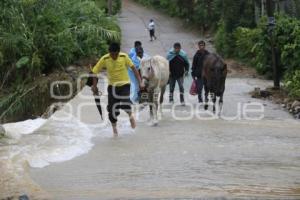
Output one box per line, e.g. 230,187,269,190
205,53,225,69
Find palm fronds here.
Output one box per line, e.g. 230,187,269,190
0,0,121,88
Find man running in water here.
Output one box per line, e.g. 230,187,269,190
92,43,144,136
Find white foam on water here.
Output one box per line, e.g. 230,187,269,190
0,112,95,168
3,118,47,139
1,109,139,169
21,116,95,168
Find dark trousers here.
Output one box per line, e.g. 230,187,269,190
107,84,132,123
196,78,203,102
149,29,156,40
169,76,184,103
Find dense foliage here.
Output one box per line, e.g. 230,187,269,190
0,0,121,89
0,0,121,122
232,15,300,97
233,16,300,73
136,0,300,98
134,0,256,31
96,0,122,15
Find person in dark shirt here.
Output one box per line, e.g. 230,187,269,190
191,40,210,103
167,43,190,105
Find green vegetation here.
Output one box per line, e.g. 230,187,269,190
233,16,300,74
0,0,121,122
136,0,300,98
0,0,120,87
285,70,300,98
96,0,122,15
134,0,255,32
220,12,300,98
222,14,300,98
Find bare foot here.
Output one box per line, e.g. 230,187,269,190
152,119,158,127
129,116,136,129
112,123,118,137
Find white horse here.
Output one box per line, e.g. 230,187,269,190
140,55,169,125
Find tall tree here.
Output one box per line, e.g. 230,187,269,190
107,0,112,15
266,0,280,88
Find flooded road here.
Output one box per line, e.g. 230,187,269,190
30,117,300,199
1,0,300,199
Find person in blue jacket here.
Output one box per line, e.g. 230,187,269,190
166,42,190,105
129,41,142,60
128,46,149,103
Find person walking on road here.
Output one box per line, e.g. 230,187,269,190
92,43,144,136
129,46,149,103
148,19,157,41
167,42,190,105
191,40,210,103
129,41,142,59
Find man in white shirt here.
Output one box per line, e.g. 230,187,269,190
148,19,157,41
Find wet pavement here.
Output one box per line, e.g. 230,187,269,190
27,0,300,199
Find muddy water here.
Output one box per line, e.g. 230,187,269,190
1,0,300,199
2,80,298,199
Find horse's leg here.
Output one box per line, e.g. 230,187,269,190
204,87,209,110
153,99,159,126
149,104,153,121
159,85,166,117
153,89,159,125
149,92,154,122
160,85,166,105
212,93,217,114
219,93,224,115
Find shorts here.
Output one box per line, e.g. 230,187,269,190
107,84,132,123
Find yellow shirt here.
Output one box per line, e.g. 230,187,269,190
92,52,134,86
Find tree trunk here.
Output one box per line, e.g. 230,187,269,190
107,0,112,15
261,0,265,16
266,0,280,89
284,0,297,17
207,0,212,22
255,0,260,24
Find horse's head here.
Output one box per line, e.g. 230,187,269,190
140,58,155,88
